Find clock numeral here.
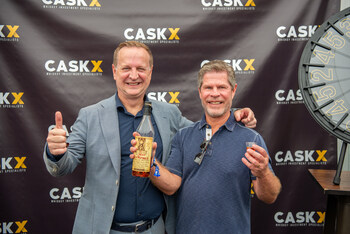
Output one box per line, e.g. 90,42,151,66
326,99,348,116
322,31,345,49
339,18,350,38
312,50,335,65
310,68,334,82
313,86,336,102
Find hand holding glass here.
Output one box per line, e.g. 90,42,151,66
246,142,256,150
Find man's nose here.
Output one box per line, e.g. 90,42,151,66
210,87,220,96
129,68,138,79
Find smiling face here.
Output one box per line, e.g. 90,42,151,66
199,71,237,119
112,46,153,103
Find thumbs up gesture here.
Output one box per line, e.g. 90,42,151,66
47,111,68,155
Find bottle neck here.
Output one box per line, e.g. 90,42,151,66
144,102,152,116
144,107,151,116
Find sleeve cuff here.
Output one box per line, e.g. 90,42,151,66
46,146,64,162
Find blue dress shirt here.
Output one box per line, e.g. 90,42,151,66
113,95,164,223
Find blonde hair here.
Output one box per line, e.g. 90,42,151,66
113,41,153,68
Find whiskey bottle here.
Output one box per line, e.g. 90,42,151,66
132,101,154,177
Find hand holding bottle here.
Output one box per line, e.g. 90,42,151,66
131,101,155,177
130,131,158,176
130,132,157,159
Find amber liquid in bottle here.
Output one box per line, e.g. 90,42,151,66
132,102,154,177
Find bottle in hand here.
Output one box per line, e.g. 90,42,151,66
132,101,154,177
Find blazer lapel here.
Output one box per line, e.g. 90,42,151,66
99,95,121,174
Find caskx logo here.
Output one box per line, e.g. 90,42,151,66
0,92,24,105
1,157,27,170
275,211,325,224
201,59,255,71
275,150,327,163
0,25,19,38
275,89,302,102
0,221,28,234
201,0,256,7
45,60,103,73
147,92,180,104
50,187,83,200
276,25,318,38
42,0,101,7
124,28,180,41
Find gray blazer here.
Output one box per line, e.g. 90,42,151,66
43,94,192,234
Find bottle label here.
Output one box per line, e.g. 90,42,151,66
132,136,153,173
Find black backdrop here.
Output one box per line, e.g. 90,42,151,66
0,0,340,233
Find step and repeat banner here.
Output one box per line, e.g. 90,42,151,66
0,0,340,233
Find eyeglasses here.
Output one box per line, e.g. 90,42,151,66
194,140,210,165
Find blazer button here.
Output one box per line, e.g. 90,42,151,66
116,180,119,186
111,206,115,211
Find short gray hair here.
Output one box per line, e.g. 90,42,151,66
198,60,236,89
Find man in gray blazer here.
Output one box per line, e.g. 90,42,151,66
44,41,256,234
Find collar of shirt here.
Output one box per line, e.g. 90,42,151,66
198,110,237,132
115,93,150,115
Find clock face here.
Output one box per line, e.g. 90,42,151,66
298,7,350,143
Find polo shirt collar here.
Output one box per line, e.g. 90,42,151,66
224,111,237,131
198,110,237,132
